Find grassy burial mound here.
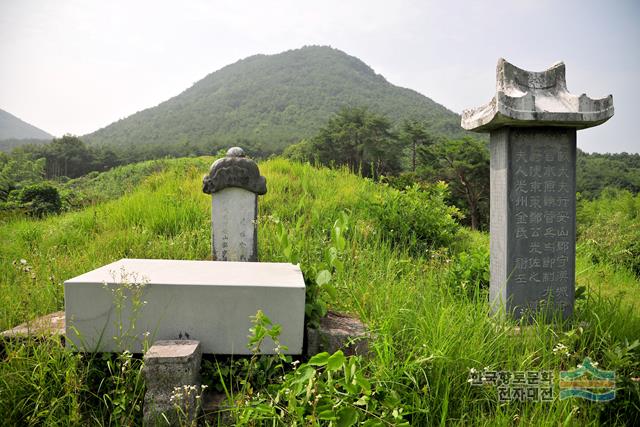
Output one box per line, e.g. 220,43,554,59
0,157,639,425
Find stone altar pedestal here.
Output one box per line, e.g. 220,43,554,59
64,258,305,354
202,147,267,262
462,59,613,320
143,340,202,426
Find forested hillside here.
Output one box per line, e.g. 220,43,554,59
577,150,640,197
0,109,52,145
2,46,638,230
84,46,466,155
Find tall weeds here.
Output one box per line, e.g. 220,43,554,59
0,157,638,424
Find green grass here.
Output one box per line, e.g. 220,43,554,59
61,159,173,208
1,157,639,425
576,249,640,310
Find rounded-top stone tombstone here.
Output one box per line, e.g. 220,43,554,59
203,147,267,262
462,59,613,321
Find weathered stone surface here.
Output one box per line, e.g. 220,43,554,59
489,128,576,320
143,340,202,426
64,258,306,354
202,147,266,195
462,59,614,132
306,312,370,357
1,311,65,339
203,147,266,262
463,59,613,321
211,187,258,262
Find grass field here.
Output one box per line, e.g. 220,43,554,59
1,157,638,425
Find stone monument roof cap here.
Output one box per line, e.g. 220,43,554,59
461,58,614,132
202,146,267,195
226,146,246,157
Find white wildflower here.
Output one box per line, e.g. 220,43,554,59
553,343,568,354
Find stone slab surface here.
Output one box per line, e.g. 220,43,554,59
64,258,305,354
211,187,258,261
145,340,201,361
490,128,576,320
1,311,65,338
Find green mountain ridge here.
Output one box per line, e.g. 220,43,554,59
0,108,53,142
84,46,467,155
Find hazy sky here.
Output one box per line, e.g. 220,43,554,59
1,0,638,153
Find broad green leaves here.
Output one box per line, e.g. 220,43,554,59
308,351,330,366
316,270,331,287
327,350,346,371
238,349,408,425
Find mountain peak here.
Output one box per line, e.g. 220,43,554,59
85,46,464,154
0,108,53,141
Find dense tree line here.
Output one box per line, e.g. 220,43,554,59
306,107,401,178
2,104,638,227
284,107,490,229
577,150,640,198
285,107,640,230
0,138,50,153
0,134,229,211
417,138,489,230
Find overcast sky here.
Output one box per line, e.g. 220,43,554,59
1,0,638,153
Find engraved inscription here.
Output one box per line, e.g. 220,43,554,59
509,135,574,318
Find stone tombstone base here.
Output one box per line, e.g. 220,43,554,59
143,340,203,426
211,187,258,262
306,312,370,357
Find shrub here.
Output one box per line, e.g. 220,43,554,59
0,174,11,202
18,182,62,217
369,182,461,255
59,187,87,211
578,189,640,275
447,240,490,297
282,139,315,163
380,171,423,191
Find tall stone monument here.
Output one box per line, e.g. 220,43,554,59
462,59,613,320
202,147,267,261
